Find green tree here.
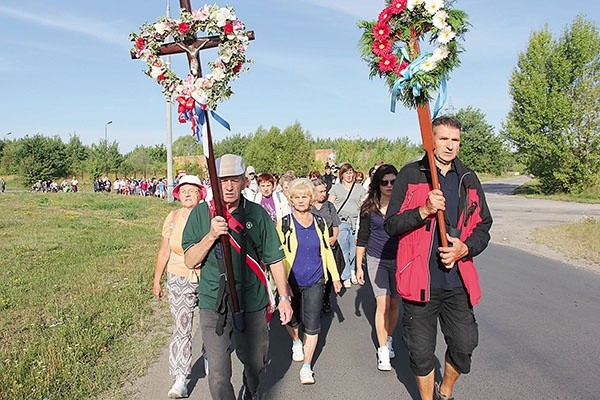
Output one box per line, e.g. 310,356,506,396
214,133,253,157
245,123,313,175
454,107,511,175
65,134,89,178
86,140,123,179
172,135,199,156
504,16,600,193
15,134,69,185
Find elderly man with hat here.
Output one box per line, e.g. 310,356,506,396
183,154,292,400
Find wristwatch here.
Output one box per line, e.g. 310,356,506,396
279,295,292,302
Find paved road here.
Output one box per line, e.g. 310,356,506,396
123,177,600,399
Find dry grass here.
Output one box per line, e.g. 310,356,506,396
533,218,600,265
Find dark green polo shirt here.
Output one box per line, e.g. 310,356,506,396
182,199,284,311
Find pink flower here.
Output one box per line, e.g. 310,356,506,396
390,0,408,14
378,53,398,72
378,6,394,24
394,60,410,76
135,37,145,50
223,22,234,35
372,23,391,41
157,74,165,82
373,39,392,57
178,22,190,34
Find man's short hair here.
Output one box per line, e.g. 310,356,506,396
432,115,462,131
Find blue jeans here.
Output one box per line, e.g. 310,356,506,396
338,222,356,281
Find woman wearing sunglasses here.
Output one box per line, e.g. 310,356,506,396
355,164,400,372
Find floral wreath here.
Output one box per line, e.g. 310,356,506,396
358,0,468,110
129,4,250,111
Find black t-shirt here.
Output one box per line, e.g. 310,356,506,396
429,164,462,289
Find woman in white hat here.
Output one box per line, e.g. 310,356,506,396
153,175,207,398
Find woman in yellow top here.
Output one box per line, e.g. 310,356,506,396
153,175,206,399
277,178,342,385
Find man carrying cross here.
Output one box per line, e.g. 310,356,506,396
385,116,492,400
183,154,292,400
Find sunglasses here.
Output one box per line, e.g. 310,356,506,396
380,179,396,186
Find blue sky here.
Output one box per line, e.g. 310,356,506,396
0,0,598,153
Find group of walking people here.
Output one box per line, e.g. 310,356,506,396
152,116,493,400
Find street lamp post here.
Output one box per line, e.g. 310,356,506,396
104,121,112,175
104,121,113,143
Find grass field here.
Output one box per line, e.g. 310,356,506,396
0,192,176,400
533,218,600,265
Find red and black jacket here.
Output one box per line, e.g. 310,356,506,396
384,156,493,306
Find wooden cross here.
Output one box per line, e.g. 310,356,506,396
134,0,256,328
410,27,448,247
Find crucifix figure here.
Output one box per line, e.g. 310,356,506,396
152,0,256,330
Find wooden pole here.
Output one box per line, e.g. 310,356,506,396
410,28,448,247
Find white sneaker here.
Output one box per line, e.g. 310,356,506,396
343,279,352,288
299,366,315,384
377,346,392,371
292,341,304,362
387,336,395,359
350,270,358,285
167,376,188,398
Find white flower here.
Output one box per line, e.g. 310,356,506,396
431,46,449,61
214,7,232,27
211,67,226,81
407,0,424,11
149,65,164,79
192,6,210,21
421,57,437,72
432,10,448,30
154,21,168,35
424,0,444,15
437,26,456,44
219,47,233,63
191,88,209,105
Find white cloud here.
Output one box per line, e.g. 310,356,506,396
0,5,125,47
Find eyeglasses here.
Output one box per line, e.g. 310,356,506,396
380,179,396,186
179,189,200,196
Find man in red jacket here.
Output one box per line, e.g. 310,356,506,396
385,116,493,400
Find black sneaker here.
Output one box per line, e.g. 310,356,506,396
434,382,454,400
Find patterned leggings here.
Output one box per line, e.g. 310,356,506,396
167,273,199,378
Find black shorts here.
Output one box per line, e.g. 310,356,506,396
402,287,479,376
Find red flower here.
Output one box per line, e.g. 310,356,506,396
373,39,392,57
378,6,394,24
390,0,408,14
223,22,234,35
178,22,190,34
157,74,165,82
135,37,145,50
372,23,391,41
233,62,243,73
394,60,410,76
378,53,398,72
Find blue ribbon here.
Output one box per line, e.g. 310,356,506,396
390,49,449,118
391,52,430,113
432,75,447,119
186,104,231,144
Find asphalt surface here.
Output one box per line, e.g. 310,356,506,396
122,177,600,399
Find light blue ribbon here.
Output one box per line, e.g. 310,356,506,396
186,104,231,144
390,48,449,118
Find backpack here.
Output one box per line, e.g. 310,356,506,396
281,213,329,252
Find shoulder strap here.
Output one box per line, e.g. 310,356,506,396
281,214,292,251
337,181,356,215
312,214,329,250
